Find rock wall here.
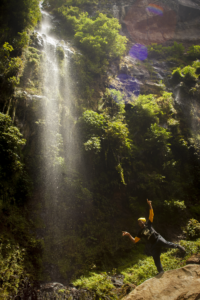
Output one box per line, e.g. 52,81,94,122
93,0,200,44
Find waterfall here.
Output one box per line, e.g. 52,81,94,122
33,4,76,278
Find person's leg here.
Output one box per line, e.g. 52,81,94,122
152,246,163,273
158,236,185,252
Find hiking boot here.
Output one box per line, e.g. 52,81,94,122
156,271,164,276
177,245,186,252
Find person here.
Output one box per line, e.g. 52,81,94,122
122,199,186,275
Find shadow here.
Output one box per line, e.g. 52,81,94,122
155,271,164,279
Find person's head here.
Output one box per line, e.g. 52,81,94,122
138,217,146,228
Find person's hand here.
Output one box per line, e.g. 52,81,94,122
147,199,152,207
122,231,130,237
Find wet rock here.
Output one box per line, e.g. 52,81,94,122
131,66,149,79
120,56,150,79
111,274,124,287
108,63,118,77
40,282,65,292
31,95,47,101
113,4,120,19
14,89,26,99
120,63,129,75
110,75,140,98
93,0,200,44
14,281,97,300
141,81,165,95
186,254,200,265
30,32,44,49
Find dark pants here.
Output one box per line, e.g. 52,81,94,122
151,236,178,272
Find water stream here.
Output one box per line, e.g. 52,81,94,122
34,4,77,279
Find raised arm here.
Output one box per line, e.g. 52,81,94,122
122,232,140,243
147,199,154,222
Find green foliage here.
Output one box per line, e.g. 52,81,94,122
80,90,132,183
192,60,200,74
187,45,200,60
0,43,24,90
74,13,127,63
0,113,33,207
73,272,116,299
0,239,27,298
57,7,127,74
0,204,43,298
57,6,81,32
72,239,200,299
189,205,200,218
15,31,30,49
0,113,25,176
128,92,175,135
182,65,198,82
184,219,200,240
145,123,172,153
164,200,186,210
172,65,198,85
26,47,41,65
147,42,185,59
0,0,41,38
121,239,200,285
82,110,107,134
2,42,14,55
171,67,183,84
84,136,101,153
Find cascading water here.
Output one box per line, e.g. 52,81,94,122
33,4,77,280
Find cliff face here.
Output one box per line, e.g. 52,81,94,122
1,0,200,289
12,0,200,283
93,0,200,44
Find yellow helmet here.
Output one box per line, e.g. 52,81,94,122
138,217,146,223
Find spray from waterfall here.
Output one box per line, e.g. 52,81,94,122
32,3,78,278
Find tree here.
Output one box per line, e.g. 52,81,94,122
0,113,30,204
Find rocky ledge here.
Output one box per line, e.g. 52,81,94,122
14,275,135,300
122,264,200,300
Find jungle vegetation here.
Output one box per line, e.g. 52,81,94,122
0,0,200,298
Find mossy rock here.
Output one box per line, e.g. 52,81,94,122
113,283,136,299
171,68,183,85
141,81,164,96
56,46,65,60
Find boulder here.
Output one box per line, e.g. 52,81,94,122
122,264,200,300
186,254,200,265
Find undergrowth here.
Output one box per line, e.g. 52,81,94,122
73,239,200,299
0,204,43,299
121,239,200,285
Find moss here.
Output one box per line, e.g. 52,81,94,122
73,272,117,299
171,68,184,84
187,45,200,60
